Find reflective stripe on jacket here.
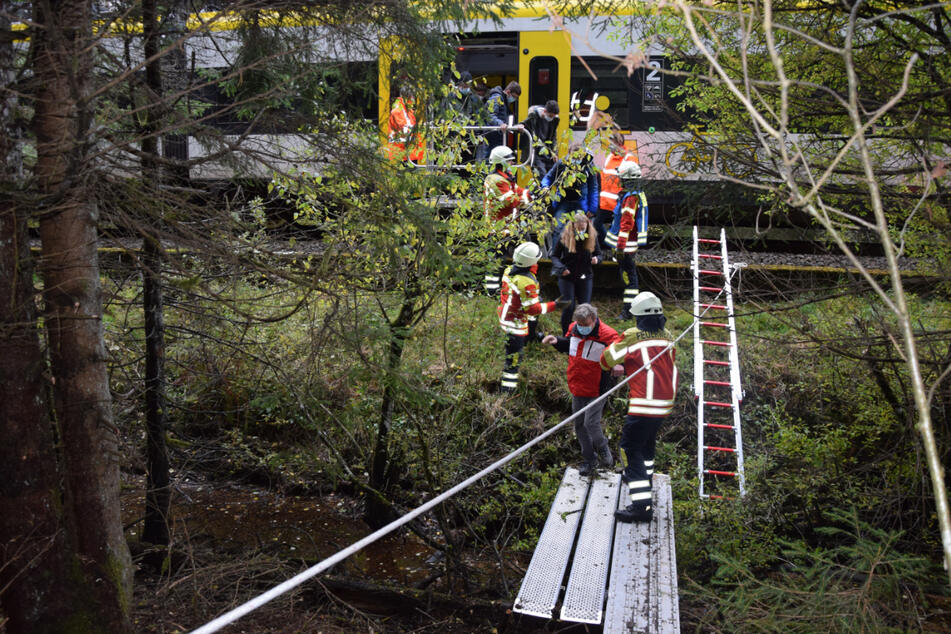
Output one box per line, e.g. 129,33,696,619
384,97,424,162
498,266,555,336
605,191,648,252
561,321,620,397
600,327,677,417
599,152,639,211
484,169,529,221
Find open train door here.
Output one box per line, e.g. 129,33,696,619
518,30,572,156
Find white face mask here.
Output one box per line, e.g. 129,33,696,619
542,112,555,122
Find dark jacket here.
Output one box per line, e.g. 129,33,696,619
484,86,512,148
549,228,602,280
541,158,600,214
520,105,559,174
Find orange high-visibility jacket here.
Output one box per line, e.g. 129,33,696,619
384,97,424,162
599,151,640,212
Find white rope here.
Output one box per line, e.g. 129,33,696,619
189,287,733,634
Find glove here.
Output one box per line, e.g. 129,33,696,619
554,296,572,309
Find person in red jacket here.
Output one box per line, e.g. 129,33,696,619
596,133,639,251
543,303,620,475
498,242,566,393
600,292,678,523
483,145,531,295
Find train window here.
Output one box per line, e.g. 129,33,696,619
569,56,688,132
528,56,557,106
197,60,378,134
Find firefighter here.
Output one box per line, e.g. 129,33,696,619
483,145,531,295
597,133,639,251
384,85,424,163
541,303,619,475
599,292,678,523
498,242,567,393
605,162,648,320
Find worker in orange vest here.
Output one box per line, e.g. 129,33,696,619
596,132,639,251
385,85,424,163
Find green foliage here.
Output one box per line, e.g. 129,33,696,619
688,508,932,633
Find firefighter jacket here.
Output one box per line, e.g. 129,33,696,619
605,191,648,253
600,326,677,418
540,159,600,215
551,320,620,398
484,168,530,222
385,97,424,162
498,265,555,336
599,151,640,212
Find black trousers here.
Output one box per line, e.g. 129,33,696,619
501,333,527,392
619,414,664,509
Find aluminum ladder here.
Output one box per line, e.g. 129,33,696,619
692,227,746,499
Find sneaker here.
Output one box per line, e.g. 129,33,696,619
618,310,634,321
578,461,598,477
615,504,653,523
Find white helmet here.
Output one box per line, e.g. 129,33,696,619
512,241,543,267
619,162,642,180
630,291,663,316
489,145,515,166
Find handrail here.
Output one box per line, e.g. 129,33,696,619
188,311,706,634
407,125,535,170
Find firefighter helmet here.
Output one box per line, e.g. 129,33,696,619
512,241,543,267
630,291,663,316
619,162,642,183
489,145,515,165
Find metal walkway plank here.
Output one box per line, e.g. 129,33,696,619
512,467,589,619
603,474,679,634
559,472,621,624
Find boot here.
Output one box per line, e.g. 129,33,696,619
615,504,653,523
597,447,614,469
578,461,598,477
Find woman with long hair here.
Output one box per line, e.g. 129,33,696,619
550,211,602,335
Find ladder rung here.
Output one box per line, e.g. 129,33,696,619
699,286,722,292
704,423,735,429
704,380,731,386
698,269,723,276
700,321,728,328
698,238,720,244
702,400,733,408
704,360,730,366
706,494,736,500
698,253,722,260
705,469,738,477
700,303,727,310
701,340,730,347
704,445,736,453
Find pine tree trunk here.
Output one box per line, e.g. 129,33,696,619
140,0,171,548
0,16,78,622
32,0,132,630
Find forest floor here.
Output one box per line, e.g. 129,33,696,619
121,472,598,633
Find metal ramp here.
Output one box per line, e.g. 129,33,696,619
692,226,747,499
513,469,679,630
603,474,679,634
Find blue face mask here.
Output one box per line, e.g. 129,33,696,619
506,94,517,104
575,323,594,336
460,87,471,94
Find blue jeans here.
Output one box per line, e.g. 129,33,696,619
557,274,593,335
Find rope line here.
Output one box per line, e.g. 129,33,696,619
189,275,736,634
